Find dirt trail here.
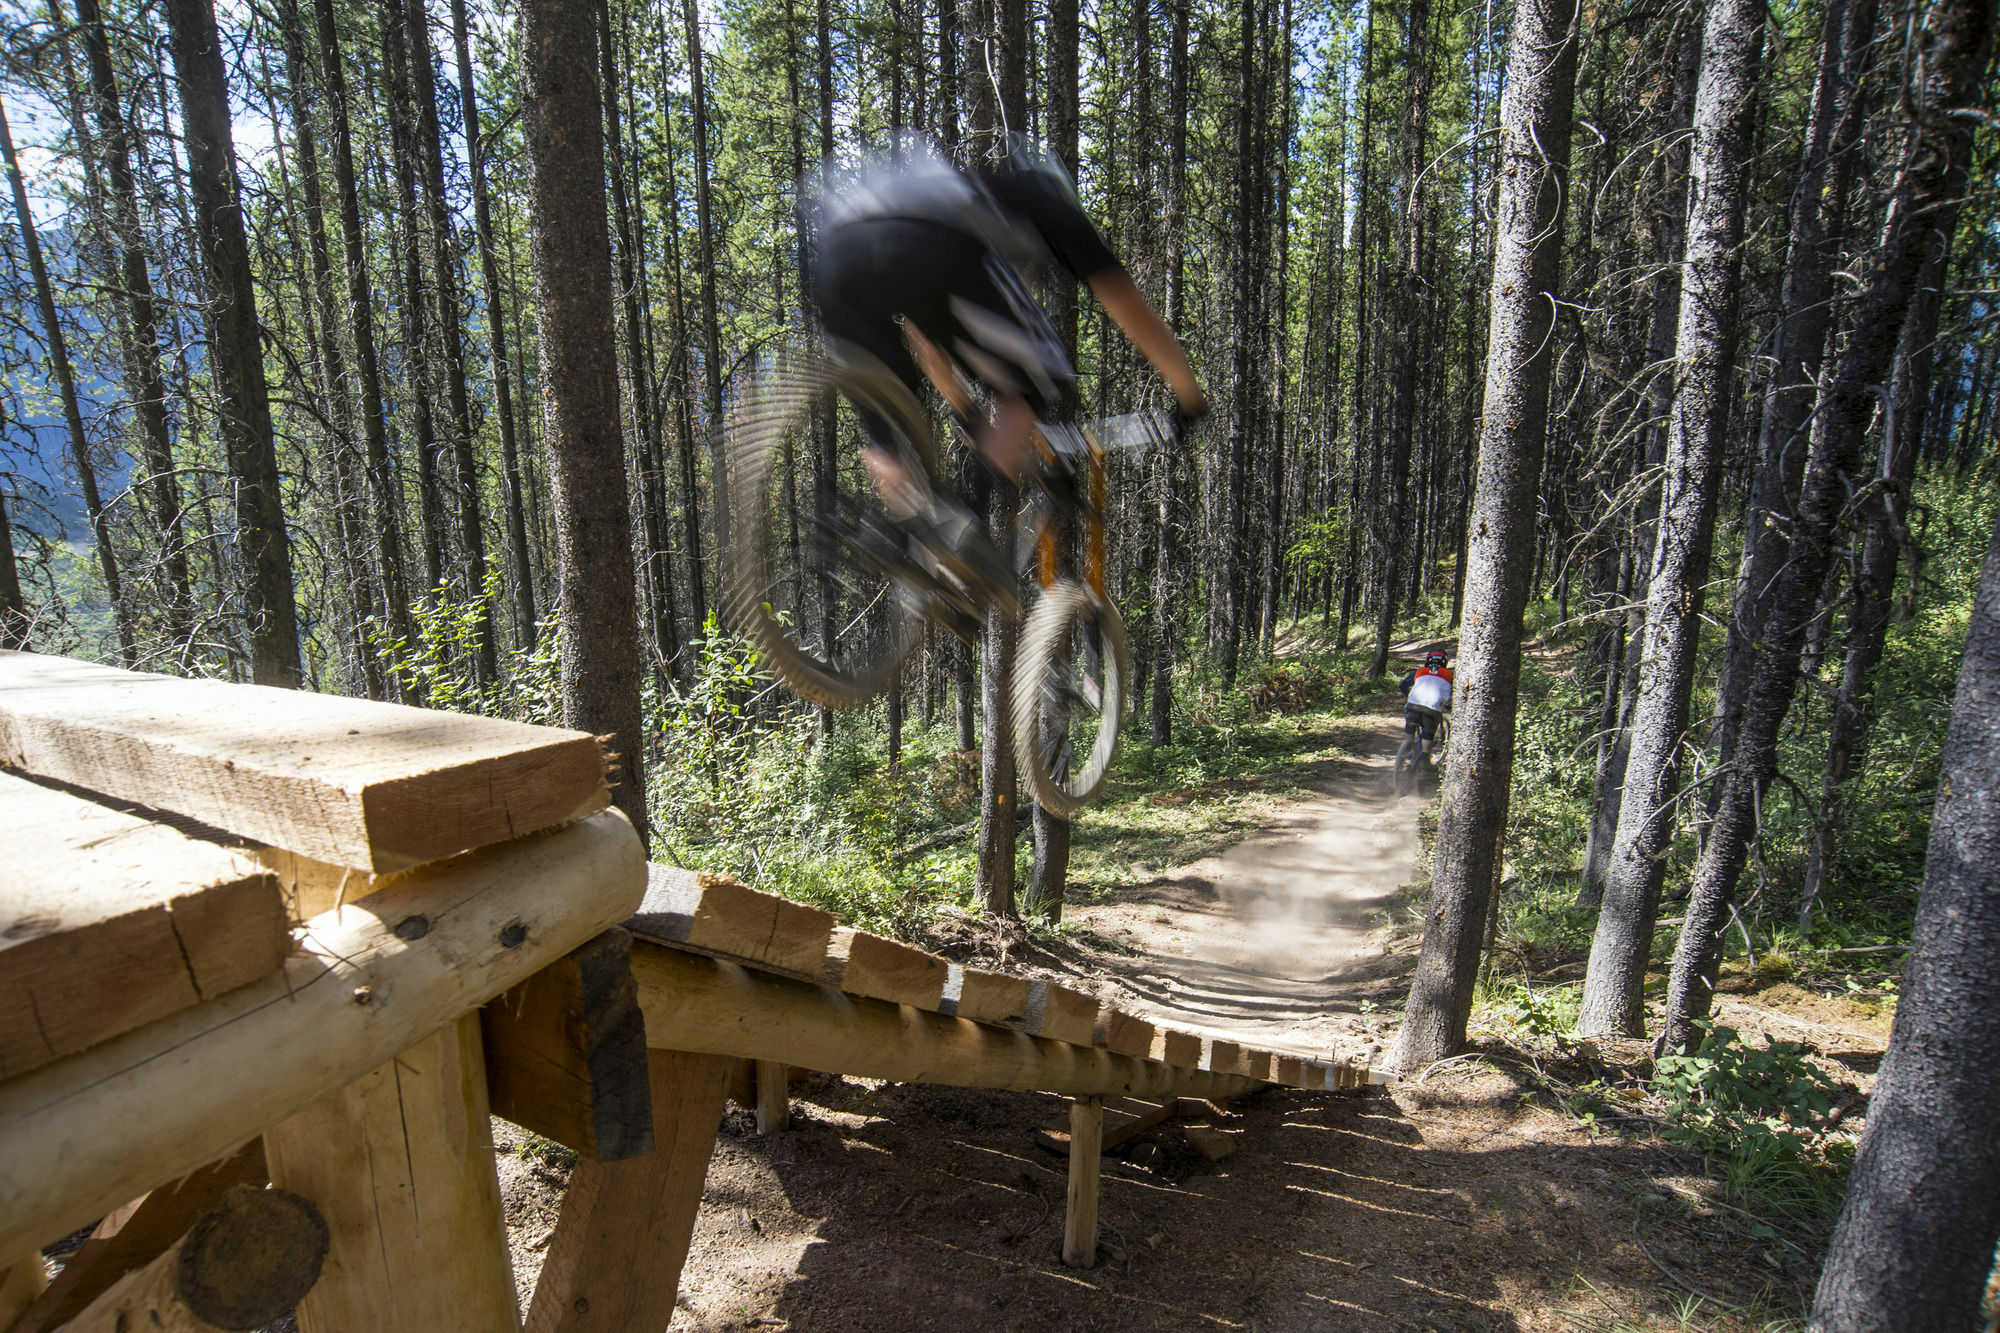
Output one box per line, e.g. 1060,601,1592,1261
1044,706,1425,1063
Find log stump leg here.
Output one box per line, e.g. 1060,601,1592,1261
0,1253,48,1331
264,1013,519,1333
525,1049,730,1332
61,1186,327,1333
1063,1095,1103,1269
754,1060,790,1134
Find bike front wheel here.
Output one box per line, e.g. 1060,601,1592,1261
1011,580,1131,820
724,352,934,709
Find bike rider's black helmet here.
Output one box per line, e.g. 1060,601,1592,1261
1425,650,1448,669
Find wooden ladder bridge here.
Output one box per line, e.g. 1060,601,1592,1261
0,650,1375,1331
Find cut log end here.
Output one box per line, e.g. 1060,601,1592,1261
175,1185,328,1330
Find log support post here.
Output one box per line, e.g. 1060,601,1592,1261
0,1255,48,1332
1063,1095,1103,1269
754,1060,790,1134
263,1014,519,1332
525,1048,729,1331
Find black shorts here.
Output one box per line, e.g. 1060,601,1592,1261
813,217,1076,426
1404,705,1443,741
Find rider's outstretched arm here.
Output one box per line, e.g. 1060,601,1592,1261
1088,271,1205,414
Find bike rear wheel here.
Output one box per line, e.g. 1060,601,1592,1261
725,352,935,709
1392,734,1421,796
1011,581,1130,820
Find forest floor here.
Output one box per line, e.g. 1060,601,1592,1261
482,661,1899,1333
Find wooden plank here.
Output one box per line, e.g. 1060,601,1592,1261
1206,1040,1243,1077
524,1049,729,1332
0,808,645,1262
0,772,288,1081
951,966,1032,1025
1272,1055,1304,1087
1241,1049,1273,1082
1028,980,1098,1045
754,1060,790,1134
1153,1028,1203,1069
1098,1009,1155,1059
1062,1097,1103,1269
630,944,1266,1101
823,927,948,1008
12,1142,268,1333
1035,1096,1170,1153
63,1185,326,1333
0,651,608,873
628,865,835,976
264,1014,518,1333
482,929,653,1162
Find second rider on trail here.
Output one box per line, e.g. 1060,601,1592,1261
806,132,1206,611
1398,650,1455,777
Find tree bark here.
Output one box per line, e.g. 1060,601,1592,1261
314,0,417,693
1662,0,1991,1053
1710,0,1878,771
404,0,498,682
1795,209,1958,933
73,0,195,660
1391,0,1580,1071
166,0,303,687
449,0,538,646
0,97,134,668
1576,0,1764,1037
522,0,650,846
1368,0,1431,679
1807,481,2000,1332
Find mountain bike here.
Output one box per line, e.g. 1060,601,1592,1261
724,349,1180,819
1392,708,1449,797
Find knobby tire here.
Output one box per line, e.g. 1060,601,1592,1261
1011,580,1131,820
724,352,934,709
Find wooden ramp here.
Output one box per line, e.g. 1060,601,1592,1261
0,650,1375,1331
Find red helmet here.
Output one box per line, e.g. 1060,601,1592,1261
1425,650,1448,669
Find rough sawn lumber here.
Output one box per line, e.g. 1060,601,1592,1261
0,771,288,1081
0,651,609,872
0,807,645,1262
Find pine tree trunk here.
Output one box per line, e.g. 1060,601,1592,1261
1368,0,1430,679
1391,0,1580,1070
167,0,303,687
1808,464,2000,1332
274,0,383,698
1149,0,1189,745
1710,0,1877,771
1662,1,1989,1053
74,0,195,659
1575,0,1764,1038
403,0,497,683
314,0,417,692
522,0,650,846
1796,214,1957,933
0,97,135,668
449,0,538,646
0,484,27,650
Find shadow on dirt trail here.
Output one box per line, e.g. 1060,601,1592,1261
685,1066,1767,1333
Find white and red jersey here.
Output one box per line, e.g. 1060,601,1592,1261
1407,666,1453,711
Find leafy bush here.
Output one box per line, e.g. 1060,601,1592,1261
1650,1022,1854,1219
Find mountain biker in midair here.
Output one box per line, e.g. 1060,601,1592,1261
1398,649,1454,775
805,133,1206,610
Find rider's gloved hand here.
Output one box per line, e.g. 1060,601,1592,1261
1171,398,1208,440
